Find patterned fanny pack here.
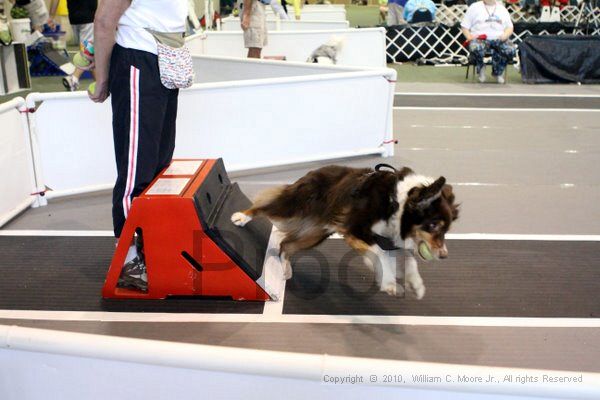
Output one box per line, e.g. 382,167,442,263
147,30,195,90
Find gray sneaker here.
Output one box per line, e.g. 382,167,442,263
62,76,80,92
118,256,148,292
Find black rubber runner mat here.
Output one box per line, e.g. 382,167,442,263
283,239,600,317
0,236,264,313
394,95,600,109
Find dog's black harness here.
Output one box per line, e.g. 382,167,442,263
372,163,402,250
373,234,401,251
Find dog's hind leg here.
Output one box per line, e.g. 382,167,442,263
231,209,255,227
279,229,330,280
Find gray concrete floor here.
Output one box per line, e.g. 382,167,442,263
7,108,600,234
2,88,600,373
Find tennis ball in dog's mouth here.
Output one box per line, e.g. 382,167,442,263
418,241,434,261
88,81,96,94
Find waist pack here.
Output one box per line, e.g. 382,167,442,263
147,30,195,90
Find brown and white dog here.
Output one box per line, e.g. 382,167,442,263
231,164,459,299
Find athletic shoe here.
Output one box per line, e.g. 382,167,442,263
478,67,486,83
62,76,79,92
496,75,505,84
118,256,148,292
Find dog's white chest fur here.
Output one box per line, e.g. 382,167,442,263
370,174,434,244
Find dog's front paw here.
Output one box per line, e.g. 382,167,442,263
281,255,293,280
406,274,426,300
231,212,252,227
380,280,404,297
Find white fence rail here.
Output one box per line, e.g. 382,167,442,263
23,56,395,200
1,325,599,400
186,28,388,68
0,98,37,227
266,7,347,21
220,17,350,31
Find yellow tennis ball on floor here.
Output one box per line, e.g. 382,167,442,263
418,241,434,261
88,81,96,94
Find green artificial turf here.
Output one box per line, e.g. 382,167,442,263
346,4,383,27
388,62,523,84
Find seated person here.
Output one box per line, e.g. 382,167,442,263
461,0,515,83
403,0,437,23
386,0,409,25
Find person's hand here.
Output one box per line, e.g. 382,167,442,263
46,18,57,30
241,13,250,30
498,33,508,42
89,80,109,103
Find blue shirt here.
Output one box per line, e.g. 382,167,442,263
403,0,437,21
388,0,409,7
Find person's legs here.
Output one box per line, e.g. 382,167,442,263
156,89,179,176
64,23,94,90
386,3,402,25
396,5,406,24
244,1,266,58
468,38,488,75
110,45,174,239
270,0,289,19
490,40,516,79
247,47,262,58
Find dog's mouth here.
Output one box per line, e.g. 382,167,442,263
415,239,449,261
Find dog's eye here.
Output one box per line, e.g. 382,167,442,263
427,222,438,230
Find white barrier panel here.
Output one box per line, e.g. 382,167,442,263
27,58,395,198
0,98,37,227
302,4,346,9
220,18,349,31
1,325,599,400
193,54,362,83
266,8,347,21
187,28,387,68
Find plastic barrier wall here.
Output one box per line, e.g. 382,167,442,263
220,18,350,31
186,28,387,68
1,325,598,400
266,8,347,21
26,56,395,198
192,54,363,83
0,98,37,227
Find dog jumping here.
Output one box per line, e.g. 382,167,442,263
231,164,459,299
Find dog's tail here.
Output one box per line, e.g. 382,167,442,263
252,186,285,210
231,186,285,227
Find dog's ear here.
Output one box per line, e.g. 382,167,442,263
409,177,446,211
442,183,460,220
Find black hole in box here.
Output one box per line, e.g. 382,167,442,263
181,252,203,271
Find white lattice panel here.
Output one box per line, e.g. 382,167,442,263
429,4,599,24
435,4,467,25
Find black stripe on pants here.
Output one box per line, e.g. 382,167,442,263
109,44,179,238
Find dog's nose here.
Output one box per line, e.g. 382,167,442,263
438,245,448,259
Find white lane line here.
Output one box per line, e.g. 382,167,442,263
393,107,600,112
237,180,289,185
1,230,599,241
446,234,600,241
0,310,599,327
0,230,115,237
395,92,600,98
262,286,286,317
